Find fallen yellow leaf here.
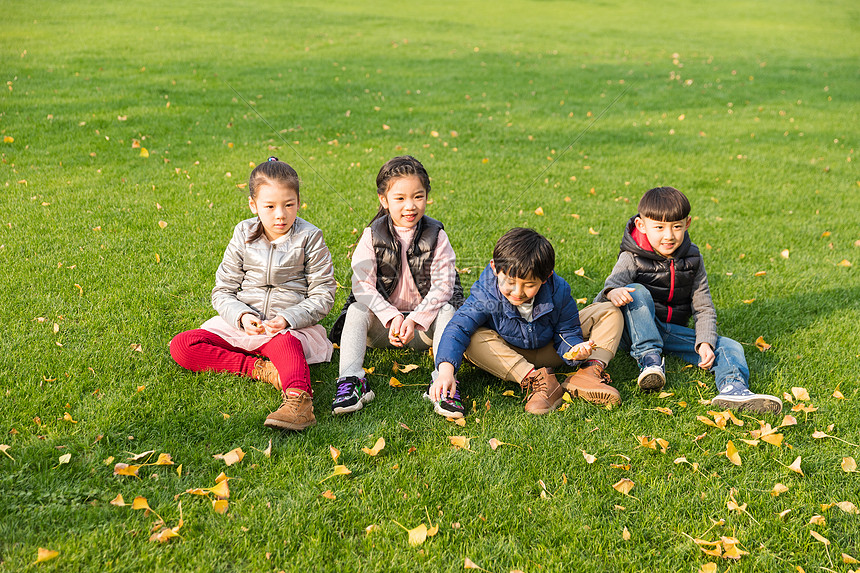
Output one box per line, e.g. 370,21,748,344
132,496,151,511
362,437,385,456
389,377,403,388
582,450,596,464
320,465,352,483
35,548,59,564
755,336,771,351
321,490,336,500
449,436,471,450
810,530,830,546
771,483,789,497
330,445,341,462
836,501,859,514
842,457,857,473
392,362,418,373
791,387,810,401
725,441,741,466
213,447,244,466
612,478,635,495
212,499,229,514
788,456,804,476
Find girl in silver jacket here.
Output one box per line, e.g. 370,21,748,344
170,157,336,431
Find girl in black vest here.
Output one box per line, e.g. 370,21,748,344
329,156,463,415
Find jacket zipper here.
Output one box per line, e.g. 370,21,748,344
666,259,675,323
262,243,275,318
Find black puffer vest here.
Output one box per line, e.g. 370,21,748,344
328,214,464,343
620,215,701,326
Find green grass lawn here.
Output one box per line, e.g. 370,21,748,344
1,0,858,570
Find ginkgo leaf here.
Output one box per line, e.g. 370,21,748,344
0,444,14,460
464,557,482,569
657,392,674,398
651,407,673,416
777,509,792,519
450,417,466,427
392,362,418,373
502,390,515,397
698,564,718,573
721,536,748,560
362,437,385,456
213,447,244,466
582,450,596,464
761,433,784,447
832,388,845,399
791,387,810,401
725,441,741,466
697,415,718,428
809,515,826,526
836,501,859,514
57,453,71,466
788,456,804,475
128,450,155,461
263,440,272,458
612,478,635,495
149,526,181,543
407,523,428,546
621,526,631,541
780,415,797,427
843,553,859,564
365,524,381,534
636,435,657,449
771,483,789,497
656,438,669,454
741,439,760,446
363,367,375,375
449,436,471,450
389,377,403,388
320,465,352,483
534,207,545,216
212,499,229,514
842,457,857,473
154,453,174,465
321,490,336,500
330,445,341,462
810,530,830,546
110,494,127,506
755,336,771,351
63,412,77,423
837,259,852,267
114,462,141,477
35,548,59,564
132,496,151,511
427,524,439,537
185,488,207,496
208,480,230,499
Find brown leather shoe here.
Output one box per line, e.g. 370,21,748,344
264,389,316,431
252,358,282,391
522,367,565,414
563,362,621,406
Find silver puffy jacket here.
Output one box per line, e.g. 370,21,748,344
212,217,336,329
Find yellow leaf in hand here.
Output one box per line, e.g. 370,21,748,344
362,437,385,456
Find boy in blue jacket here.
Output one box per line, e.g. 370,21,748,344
429,228,624,417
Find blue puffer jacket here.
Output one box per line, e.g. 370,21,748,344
435,263,584,373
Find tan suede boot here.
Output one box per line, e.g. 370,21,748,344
562,361,621,406
252,358,282,391
264,389,316,431
521,367,565,415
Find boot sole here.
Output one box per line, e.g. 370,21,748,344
564,385,622,406
711,395,782,414
264,417,317,431
637,372,665,392
332,390,376,415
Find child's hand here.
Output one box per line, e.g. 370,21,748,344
697,343,715,370
241,313,265,336
388,315,405,347
394,317,416,346
263,316,288,335
607,287,636,307
564,340,596,361
429,373,457,402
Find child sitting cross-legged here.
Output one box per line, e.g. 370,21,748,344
596,186,782,413
429,228,624,417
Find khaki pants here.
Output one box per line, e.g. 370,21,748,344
463,301,622,383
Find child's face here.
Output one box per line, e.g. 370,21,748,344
249,182,299,241
635,215,691,257
491,261,546,306
379,175,427,229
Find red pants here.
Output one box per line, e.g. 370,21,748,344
169,329,312,394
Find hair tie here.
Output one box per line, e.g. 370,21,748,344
267,156,279,162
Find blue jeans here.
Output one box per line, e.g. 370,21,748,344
618,283,749,392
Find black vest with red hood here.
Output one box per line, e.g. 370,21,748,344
620,215,701,326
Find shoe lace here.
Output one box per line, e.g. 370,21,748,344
442,387,462,404
334,377,358,398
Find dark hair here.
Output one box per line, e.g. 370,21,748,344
637,186,691,222
370,155,431,223
246,157,300,242
492,228,555,282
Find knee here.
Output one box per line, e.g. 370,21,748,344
717,337,743,356
625,283,653,308
169,330,195,367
